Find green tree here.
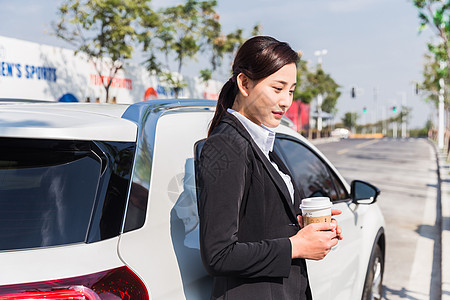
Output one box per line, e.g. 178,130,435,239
142,0,258,97
198,27,247,84
413,0,449,107
342,112,358,129
143,0,223,98
394,105,411,125
294,61,341,114
54,0,153,102
420,49,450,107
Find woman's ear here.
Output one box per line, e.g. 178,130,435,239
236,73,251,97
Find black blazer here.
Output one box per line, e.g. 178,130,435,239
196,112,313,300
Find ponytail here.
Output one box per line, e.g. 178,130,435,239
208,77,239,136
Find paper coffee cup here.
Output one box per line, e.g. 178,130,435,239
300,197,332,227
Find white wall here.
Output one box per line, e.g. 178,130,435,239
0,35,222,103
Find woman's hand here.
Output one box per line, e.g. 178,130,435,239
289,209,343,260
330,209,343,240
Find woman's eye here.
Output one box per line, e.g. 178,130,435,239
273,87,283,92
289,90,295,95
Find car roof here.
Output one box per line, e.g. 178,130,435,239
0,98,350,190
0,102,137,141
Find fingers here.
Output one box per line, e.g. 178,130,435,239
331,209,342,216
297,215,303,227
304,219,343,241
292,222,342,260
330,219,343,240
308,221,335,232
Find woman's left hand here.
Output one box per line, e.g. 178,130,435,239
331,209,343,240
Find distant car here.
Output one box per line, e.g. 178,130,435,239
0,99,385,300
331,127,351,139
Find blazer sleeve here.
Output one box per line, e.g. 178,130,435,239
197,133,292,278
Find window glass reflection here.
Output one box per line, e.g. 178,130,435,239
275,138,341,200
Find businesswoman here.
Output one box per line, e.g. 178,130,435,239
197,36,342,300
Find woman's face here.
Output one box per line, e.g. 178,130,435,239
235,63,297,128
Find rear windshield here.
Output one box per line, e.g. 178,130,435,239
0,138,136,251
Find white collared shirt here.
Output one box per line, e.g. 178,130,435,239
227,109,295,204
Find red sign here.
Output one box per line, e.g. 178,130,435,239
90,74,132,90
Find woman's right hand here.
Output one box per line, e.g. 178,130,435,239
289,222,339,260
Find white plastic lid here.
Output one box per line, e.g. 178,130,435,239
300,197,332,210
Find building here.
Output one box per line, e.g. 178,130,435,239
285,100,310,132
0,35,222,103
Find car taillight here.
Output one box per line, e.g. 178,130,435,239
0,266,148,300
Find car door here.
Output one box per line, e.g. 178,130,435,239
118,110,213,299
274,135,362,300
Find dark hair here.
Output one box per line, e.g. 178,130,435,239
208,36,299,136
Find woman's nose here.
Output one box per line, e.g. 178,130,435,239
279,92,292,108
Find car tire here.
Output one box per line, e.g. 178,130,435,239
362,244,384,300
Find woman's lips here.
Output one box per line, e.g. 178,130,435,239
272,111,284,118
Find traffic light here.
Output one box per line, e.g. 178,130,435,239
363,106,367,113
392,106,397,112
351,87,356,98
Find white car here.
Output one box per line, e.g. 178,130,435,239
331,128,351,139
0,99,385,300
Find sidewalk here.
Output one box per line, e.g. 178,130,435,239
438,148,450,299
309,136,340,145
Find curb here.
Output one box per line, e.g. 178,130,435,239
438,147,450,299
309,137,340,145
430,138,450,300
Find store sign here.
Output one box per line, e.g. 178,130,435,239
90,74,132,90
0,61,57,82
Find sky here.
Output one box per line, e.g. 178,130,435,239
0,0,438,128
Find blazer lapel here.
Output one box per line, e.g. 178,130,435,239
268,150,305,216
268,151,299,218
222,113,297,220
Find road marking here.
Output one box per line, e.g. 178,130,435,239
407,145,439,299
337,149,349,155
355,139,380,149
407,180,437,299
337,139,380,155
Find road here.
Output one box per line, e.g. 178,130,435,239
315,138,441,300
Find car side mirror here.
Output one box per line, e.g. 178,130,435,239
351,180,380,204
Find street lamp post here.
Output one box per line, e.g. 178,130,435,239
438,60,446,149
398,92,407,138
314,49,327,135
438,77,445,149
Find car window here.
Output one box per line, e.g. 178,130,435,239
331,171,349,200
0,138,135,251
274,137,348,201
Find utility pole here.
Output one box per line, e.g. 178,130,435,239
373,88,378,134
314,49,327,137
317,93,323,132
438,60,446,149
391,102,398,138
399,92,407,138
393,119,398,138
438,77,445,149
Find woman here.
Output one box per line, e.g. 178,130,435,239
197,36,343,300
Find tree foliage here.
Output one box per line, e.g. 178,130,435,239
294,61,341,114
54,0,153,102
420,51,450,106
341,112,358,129
142,0,248,98
413,0,449,107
